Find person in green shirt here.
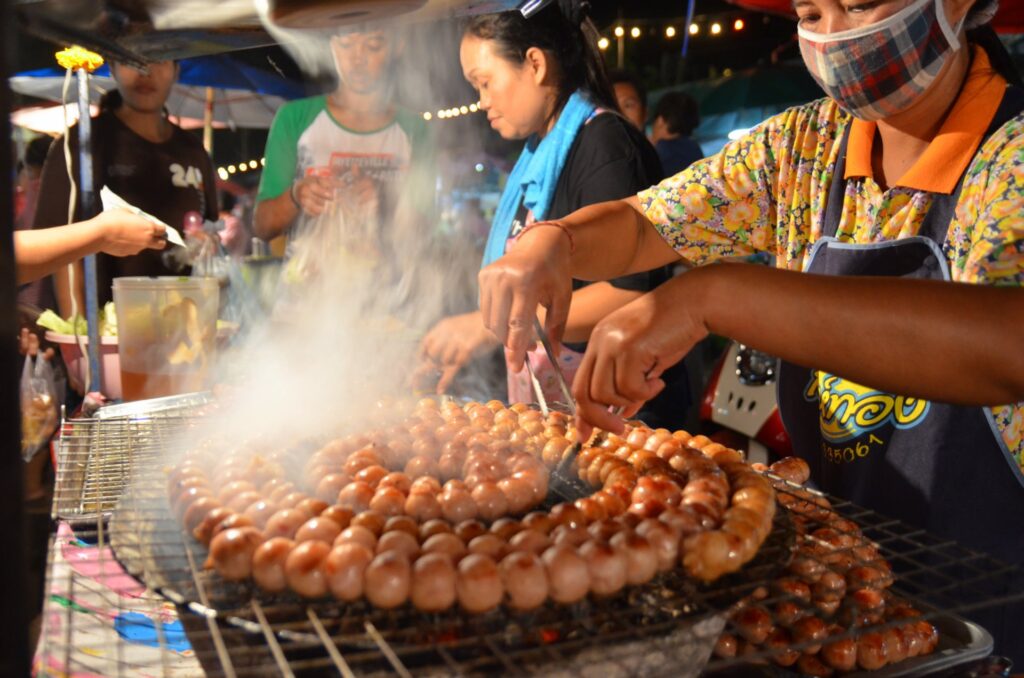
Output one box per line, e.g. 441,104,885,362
254,26,432,273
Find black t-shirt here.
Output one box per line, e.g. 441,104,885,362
510,112,668,294
510,112,691,428
34,109,219,305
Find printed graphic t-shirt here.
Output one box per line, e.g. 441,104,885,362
34,109,219,305
258,95,427,260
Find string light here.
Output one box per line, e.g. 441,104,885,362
416,101,484,122
215,157,267,178
591,16,747,44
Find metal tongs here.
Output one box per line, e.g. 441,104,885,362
525,319,627,496
524,319,589,495
528,318,576,416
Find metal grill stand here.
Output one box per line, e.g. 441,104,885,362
37,409,1024,677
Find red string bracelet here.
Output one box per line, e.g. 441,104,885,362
515,221,576,253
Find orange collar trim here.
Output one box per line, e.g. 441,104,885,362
843,46,1007,195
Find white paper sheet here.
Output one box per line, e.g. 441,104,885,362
99,186,186,247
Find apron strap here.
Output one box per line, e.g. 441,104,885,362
821,124,852,240
823,85,1024,244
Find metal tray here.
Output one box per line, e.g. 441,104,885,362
52,395,212,523
861,614,994,677
95,391,214,419
706,614,993,678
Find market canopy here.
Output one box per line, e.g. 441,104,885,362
9,55,305,129
10,102,224,135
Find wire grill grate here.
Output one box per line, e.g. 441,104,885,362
38,411,1024,677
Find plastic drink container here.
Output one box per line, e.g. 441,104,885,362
112,277,219,401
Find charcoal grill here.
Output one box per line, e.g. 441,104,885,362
36,406,1024,677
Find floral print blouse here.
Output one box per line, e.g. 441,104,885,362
638,91,1024,476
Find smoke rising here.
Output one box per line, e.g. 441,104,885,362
167,9,502,455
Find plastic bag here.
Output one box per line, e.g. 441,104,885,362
21,354,58,462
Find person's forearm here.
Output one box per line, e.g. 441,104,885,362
558,197,680,281
252,191,298,241
540,283,646,343
699,263,1024,405
14,220,105,284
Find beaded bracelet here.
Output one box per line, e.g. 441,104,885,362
515,221,576,253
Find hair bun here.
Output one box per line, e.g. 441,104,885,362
556,0,590,25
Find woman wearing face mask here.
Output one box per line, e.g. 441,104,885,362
416,2,691,430
254,27,432,275
33,60,219,316
479,0,1024,659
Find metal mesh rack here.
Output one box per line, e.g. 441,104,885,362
52,393,212,523
707,477,1019,675
38,410,1024,677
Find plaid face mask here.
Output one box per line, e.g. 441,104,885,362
798,0,964,121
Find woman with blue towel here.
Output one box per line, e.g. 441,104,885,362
416,1,689,429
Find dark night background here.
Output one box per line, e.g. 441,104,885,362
8,1,803,177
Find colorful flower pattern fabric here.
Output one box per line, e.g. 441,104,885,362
638,96,1024,474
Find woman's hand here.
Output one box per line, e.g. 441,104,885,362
19,327,55,363
414,311,501,394
572,271,712,438
94,210,168,256
478,224,574,372
292,176,337,217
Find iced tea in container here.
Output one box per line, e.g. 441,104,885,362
112,277,219,401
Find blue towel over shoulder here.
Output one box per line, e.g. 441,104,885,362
481,91,597,268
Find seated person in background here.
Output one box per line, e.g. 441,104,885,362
15,135,57,310
649,91,704,176
609,70,647,131
33,59,218,316
14,136,52,234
